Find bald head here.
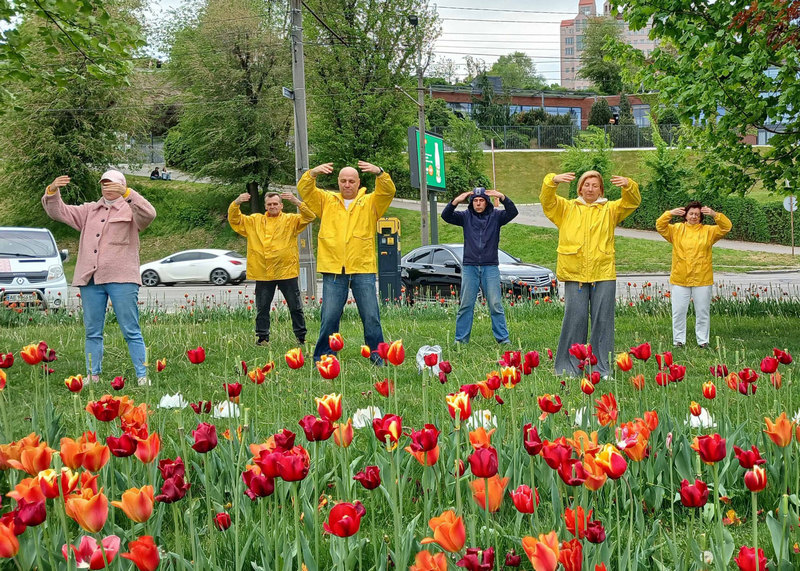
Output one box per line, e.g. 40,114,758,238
338,167,360,199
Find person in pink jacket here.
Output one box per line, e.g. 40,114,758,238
42,170,156,385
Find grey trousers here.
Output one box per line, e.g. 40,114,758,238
554,280,616,377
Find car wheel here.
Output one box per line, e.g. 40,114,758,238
210,268,230,286
141,270,160,287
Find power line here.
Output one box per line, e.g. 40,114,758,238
300,1,348,46
436,5,574,15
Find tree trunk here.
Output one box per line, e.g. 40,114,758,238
247,181,262,213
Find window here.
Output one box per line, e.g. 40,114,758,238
432,249,458,267
565,37,573,45
407,250,433,264
166,252,202,263
565,47,573,55
194,252,217,260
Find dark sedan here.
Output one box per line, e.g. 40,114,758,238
400,244,557,303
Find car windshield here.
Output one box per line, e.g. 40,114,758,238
0,230,57,258
447,245,518,264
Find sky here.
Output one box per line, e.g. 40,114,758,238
148,0,608,85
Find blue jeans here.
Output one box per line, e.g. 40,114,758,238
313,273,384,363
455,265,509,343
80,281,147,377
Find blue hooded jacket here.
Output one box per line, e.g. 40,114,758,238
441,190,518,266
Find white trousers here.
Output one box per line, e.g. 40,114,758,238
671,284,713,345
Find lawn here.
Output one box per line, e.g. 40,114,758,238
1,296,800,570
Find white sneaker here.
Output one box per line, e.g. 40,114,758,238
137,376,151,386
90,375,101,383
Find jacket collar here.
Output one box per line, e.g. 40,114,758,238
89,198,125,212
576,196,608,206
335,187,367,205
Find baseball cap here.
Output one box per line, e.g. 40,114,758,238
100,170,126,188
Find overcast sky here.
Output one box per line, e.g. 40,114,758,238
148,0,607,84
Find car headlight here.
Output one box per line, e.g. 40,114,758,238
548,272,555,282
47,265,64,281
505,275,518,284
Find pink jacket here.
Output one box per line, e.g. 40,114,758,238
42,188,156,286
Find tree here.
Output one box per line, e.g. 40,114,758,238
303,0,440,169
488,51,546,90
578,17,624,94
425,97,456,129
617,93,634,125
560,127,615,198
165,0,294,210
443,117,490,198
462,55,487,84
429,57,458,85
588,98,612,126
611,0,800,193
471,74,509,127
0,0,144,103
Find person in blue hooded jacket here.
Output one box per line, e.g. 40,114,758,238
441,187,518,344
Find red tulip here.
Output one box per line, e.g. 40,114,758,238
64,375,83,393
276,446,310,481
285,348,304,369
655,351,673,370
438,371,448,384
541,439,572,470
374,378,394,397
524,350,540,370
505,550,522,567
372,414,402,445
458,546,496,570
468,447,498,478
15,498,46,526
353,466,381,490
595,444,627,479
323,501,365,537
594,393,618,426
224,382,243,401
629,342,651,361
585,519,606,544
557,458,588,486
106,434,137,458
155,475,190,503
121,535,160,571
360,345,371,359
20,344,42,366
580,377,595,395
559,538,582,571
110,376,125,390
157,457,185,480
186,346,205,364
739,368,759,383
734,545,767,571
191,422,218,453
689,401,701,416
568,343,590,361
386,340,405,366
408,424,440,452
328,332,344,352
710,363,728,377
242,466,275,499
702,381,717,399
760,356,778,374
0,353,14,368
680,479,709,507
510,484,539,513
522,423,543,455
156,358,166,372
316,393,342,422
744,466,767,492
537,394,562,414
316,354,340,379
773,348,793,365
733,445,766,469
190,400,213,414
446,392,471,422
86,395,121,422
693,434,726,464
438,361,452,374
298,415,334,442
423,352,439,367
214,512,232,531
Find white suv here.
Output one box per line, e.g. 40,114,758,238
0,227,69,310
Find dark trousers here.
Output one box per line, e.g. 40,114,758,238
255,278,306,343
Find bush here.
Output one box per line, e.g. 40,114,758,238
560,127,614,198
588,99,612,126
163,129,197,172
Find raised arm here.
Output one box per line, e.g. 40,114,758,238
227,193,253,237
441,191,471,226
41,175,89,231
123,188,157,231
703,207,732,243
539,173,574,226
656,209,681,243
609,175,641,223
297,163,334,216
485,189,518,225
357,160,396,218
281,192,316,234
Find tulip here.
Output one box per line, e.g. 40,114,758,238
438,371,448,384
276,446,310,481
541,439,573,470
7,442,54,475
630,373,645,390
468,447,498,478
285,347,304,369
407,444,440,466
446,392,472,422
537,393,563,414
316,393,342,422
110,376,125,390
0,522,19,558
595,444,627,479
457,547,495,570
568,343,590,361
557,458,588,486
191,422,218,453
423,352,439,367
16,498,46,526
353,466,381,490
111,485,154,523
224,382,243,401
733,545,767,571
764,413,795,447
372,414,402,445
580,377,595,395
739,368,759,383
594,393,618,426
563,506,592,538
693,434,726,464
121,535,160,571
689,401,702,417
733,445,766,469
469,474,508,512
157,457,185,480
668,363,686,382
386,339,405,366
377,342,389,359
190,400,213,414
510,484,539,514
522,423,543,455
0,353,13,368
333,419,354,448
156,358,166,372
248,368,265,384
65,488,108,532
323,501,365,537
616,352,633,371
374,378,394,397
20,344,43,365
702,381,717,399
679,479,709,507
522,531,560,571
409,424,441,452
65,374,83,393
420,509,466,552
759,356,778,374
773,348,793,365
585,519,606,544
629,342,651,361
0,369,5,391
656,351,673,370
582,455,608,491
214,512,232,531
328,332,344,352
559,538,582,571
155,475,191,503
242,466,274,499
770,371,782,389
134,432,161,464
186,346,205,364
298,415,335,442
81,442,110,472
744,466,767,492
106,434,137,458
316,354,340,379
360,345,371,359
439,361,452,374
86,395,122,422
63,535,120,569
410,550,448,571
655,371,669,387
38,341,56,362
524,350,540,370
505,550,522,567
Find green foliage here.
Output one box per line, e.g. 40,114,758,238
487,51,547,90
578,17,624,94
618,93,634,125
611,0,800,194
425,97,456,129
470,74,510,127
162,130,197,172
444,117,486,190
560,127,615,198
441,162,491,200
513,108,575,127
588,99,613,126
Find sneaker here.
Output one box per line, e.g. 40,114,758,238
698,343,709,349
255,337,269,347
137,376,151,386
673,342,684,348
90,374,101,383
498,339,512,345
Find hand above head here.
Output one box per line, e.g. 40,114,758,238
484,188,505,201
309,163,334,177
700,206,717,217
234,192,251,205
552,173,575,184
610,175,629,188
669,207,686,217
454,191,472,205
357,160,381,175
280,191,301,205
49,175,70,192
101,181,126,199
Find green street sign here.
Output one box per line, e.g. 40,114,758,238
408,127,446,190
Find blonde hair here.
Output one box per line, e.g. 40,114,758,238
577,171,604,197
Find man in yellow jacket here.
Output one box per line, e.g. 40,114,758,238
297,160,396,364
228,191,315,346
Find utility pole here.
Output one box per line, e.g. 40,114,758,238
409,15,429,246
290,0,316,298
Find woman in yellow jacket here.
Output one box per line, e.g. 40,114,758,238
541,171,641,377
656,201,731,348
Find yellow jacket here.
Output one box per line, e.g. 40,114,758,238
656,210,732,287
540,172,641,283
227,202,315,281
297,170,396,274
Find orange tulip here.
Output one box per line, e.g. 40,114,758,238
594,393,618,426
134,432,161,464
20,344,42,365
725,372,740,391
80,442,110,472
630,374,645,390
0,369,5,390
111,485,154,523
468,475,509,512
410,550,448,571
7,476,46,503
643,410,659,431
616,352,633,372
582,454,608,491
7,442,54,475
316,393,342,422
566,430,600,457
564,506,592,538
59,437,86,470
764,413,795,447
65,488,108,533
522,531,560,571
386,339,405,366
333,419,354,448
468,427,496,450
420,509,466,552
595,444,628,479
405,445,440,466
0,522,19,558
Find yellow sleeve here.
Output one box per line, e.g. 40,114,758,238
655,211,674,243
370,172,397,218
613,178,641,223
293,202,316,234
710,213,732,243
296,171,326,216
227,202,249,237
539,173,568,227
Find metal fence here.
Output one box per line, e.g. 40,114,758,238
430,124,681,150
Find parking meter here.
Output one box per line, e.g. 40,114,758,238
376,217,401,303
